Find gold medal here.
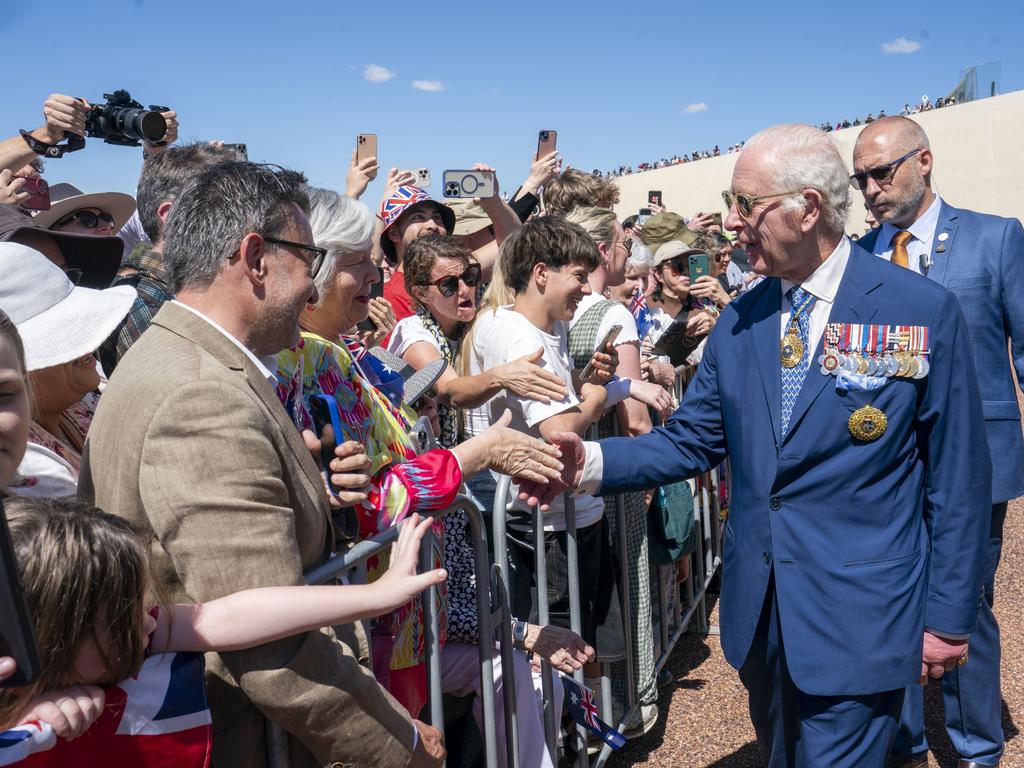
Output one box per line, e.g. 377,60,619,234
848,405,887,442
896,350,912,377
781,332,803,368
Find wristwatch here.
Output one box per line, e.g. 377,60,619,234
511,617,529,649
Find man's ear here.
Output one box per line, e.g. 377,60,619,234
799,189,824,234
238,232,269,284
156,200,173,226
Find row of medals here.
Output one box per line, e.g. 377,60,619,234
817,346,930,379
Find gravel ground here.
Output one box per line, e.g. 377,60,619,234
604,430,1024,766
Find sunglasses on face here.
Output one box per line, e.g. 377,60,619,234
56,209,116,230
722,189,802,219
430,263,482,297
849,148,921,190
663,257,689,275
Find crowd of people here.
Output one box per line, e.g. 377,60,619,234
0,87,1019,768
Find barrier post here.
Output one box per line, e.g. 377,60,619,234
533,504,559,761
562,492,590,767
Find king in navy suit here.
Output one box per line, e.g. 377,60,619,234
536,125,992,767
854,116,1024,768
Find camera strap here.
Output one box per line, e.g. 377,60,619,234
19,129,85,158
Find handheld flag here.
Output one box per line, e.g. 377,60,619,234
559,673,626,750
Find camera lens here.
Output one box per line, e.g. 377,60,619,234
137,110,167,142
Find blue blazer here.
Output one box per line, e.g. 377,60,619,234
858,202,1024,503
597,244,991,696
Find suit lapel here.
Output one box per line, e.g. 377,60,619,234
751,279,783,447
781,247,882,445
925,202,959,286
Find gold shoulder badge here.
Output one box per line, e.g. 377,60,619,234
848,405,887,442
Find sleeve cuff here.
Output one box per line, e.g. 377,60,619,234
604,376,632,408
579,441,603,495
925,628,970,641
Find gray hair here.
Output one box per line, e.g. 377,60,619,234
305,187,374,302
742,124,851,234
627,240,655,271
164,163,310,293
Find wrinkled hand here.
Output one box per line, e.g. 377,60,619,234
377,514,448,609
583,343,618,385
300,434,372,508
408,719,446,767
38,93,90,143
629,379,674,421
920,631,969,683
346,148,379,199
524,623,595,674
480,412,563,486
641,358,676,389
143,109,178,154
0,169,29,206
688,211,716,231
21,686,105,740
685,309,715,338
517,429,585,511
498,348,568,403
525,150,562,193
358,297,396,349
690,275,730,307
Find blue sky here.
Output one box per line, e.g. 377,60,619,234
4,0,1020,205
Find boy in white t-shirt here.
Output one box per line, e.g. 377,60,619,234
466,216,626,665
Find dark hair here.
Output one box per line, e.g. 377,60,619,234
136,142,243,243
621,214,638,231
500,217,601,294
0,497,154,729
0,310,26,373
163,163,309,293
403,235,473,296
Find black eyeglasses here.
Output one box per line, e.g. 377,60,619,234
430,263,482,297
55,210,116,230
722,189,802,219
263,236,327,277
849,148,921,190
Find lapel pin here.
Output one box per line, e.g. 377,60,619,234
938,232,949,241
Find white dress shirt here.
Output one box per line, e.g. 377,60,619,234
578,237,852,494
872,194,943,275
171,300,278,384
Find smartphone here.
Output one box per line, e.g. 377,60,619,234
442,170,497,199
224,143,248,160
648,190,662,207
688,252,711,283
0,499,42,688
579,324,623,383
356,133,378,165
308,394,345,497
709,212,723,228
15,176,50,211
416,168,431,187
637,207,653,226
536,129,557,160
356,269,385,332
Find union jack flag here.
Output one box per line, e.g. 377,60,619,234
0,652,211,767
629,288,654,341
379,185,429,229
560,674,625,750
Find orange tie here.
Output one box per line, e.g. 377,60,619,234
890,230,913,269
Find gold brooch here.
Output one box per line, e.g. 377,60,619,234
848,405,887,442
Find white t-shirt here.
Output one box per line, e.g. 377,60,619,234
465,307,604,531
387,314,438,358
569,293,640,349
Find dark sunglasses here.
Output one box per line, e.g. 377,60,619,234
722,189,801,219
430,263,482,297
663,257,688,274
263,236,327,277
849,148,921,190
55,209,116,230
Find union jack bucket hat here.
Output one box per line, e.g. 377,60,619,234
378,185,455,263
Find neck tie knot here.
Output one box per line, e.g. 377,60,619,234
787,285,814,314
891,230,913,248
890,230,913,268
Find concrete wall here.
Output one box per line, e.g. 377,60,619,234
612,89,1024,232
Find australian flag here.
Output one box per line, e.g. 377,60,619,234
629,288,654,341
0,652,212,767
560,674,626,750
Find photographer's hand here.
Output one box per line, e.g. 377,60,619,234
38,93,91,143
143,109,179,156
346,149,379,199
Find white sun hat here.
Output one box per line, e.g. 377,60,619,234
0,242,136,371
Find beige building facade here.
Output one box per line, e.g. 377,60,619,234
612,89,1024,233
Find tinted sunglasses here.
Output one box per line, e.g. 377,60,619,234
849,148,921,190
431,263,482,297
55,209,116,229
722,189,801,219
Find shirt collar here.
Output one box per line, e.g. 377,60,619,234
780,236,850,305
879,194,943,250
171,300,278,383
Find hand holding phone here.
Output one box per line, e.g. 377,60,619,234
536,129,557,160
688,252,710,283
648,190,662,207
356,133,378,165
442,170,496,199
13,175,50,211
637,208,652,226
579,324,622,383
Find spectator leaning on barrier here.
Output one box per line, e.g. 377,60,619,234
78,162,446,768
854,115,1024,768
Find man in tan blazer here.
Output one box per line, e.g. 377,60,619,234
80,164,439,767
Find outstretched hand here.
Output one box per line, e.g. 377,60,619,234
377,514,448,609
499,347,568,403
517,430,585,510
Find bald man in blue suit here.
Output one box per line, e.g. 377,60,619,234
529,124,991,767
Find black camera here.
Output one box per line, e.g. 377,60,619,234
86,89,169,147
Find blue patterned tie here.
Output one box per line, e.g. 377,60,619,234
780,285,815,437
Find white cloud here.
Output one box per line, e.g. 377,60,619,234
363,64,396,83
881,37,922,54
683,102,708,114
412,80,445,92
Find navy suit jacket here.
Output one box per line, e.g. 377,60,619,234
859,201,1024,503
597,244,991,696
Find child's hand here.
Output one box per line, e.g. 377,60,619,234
21,685,105,740
378,514,447,609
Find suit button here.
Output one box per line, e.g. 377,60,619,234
769,497,782,511
762,552,770,564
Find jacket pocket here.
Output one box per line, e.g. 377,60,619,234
982,400,1021,421
844,550,920,568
